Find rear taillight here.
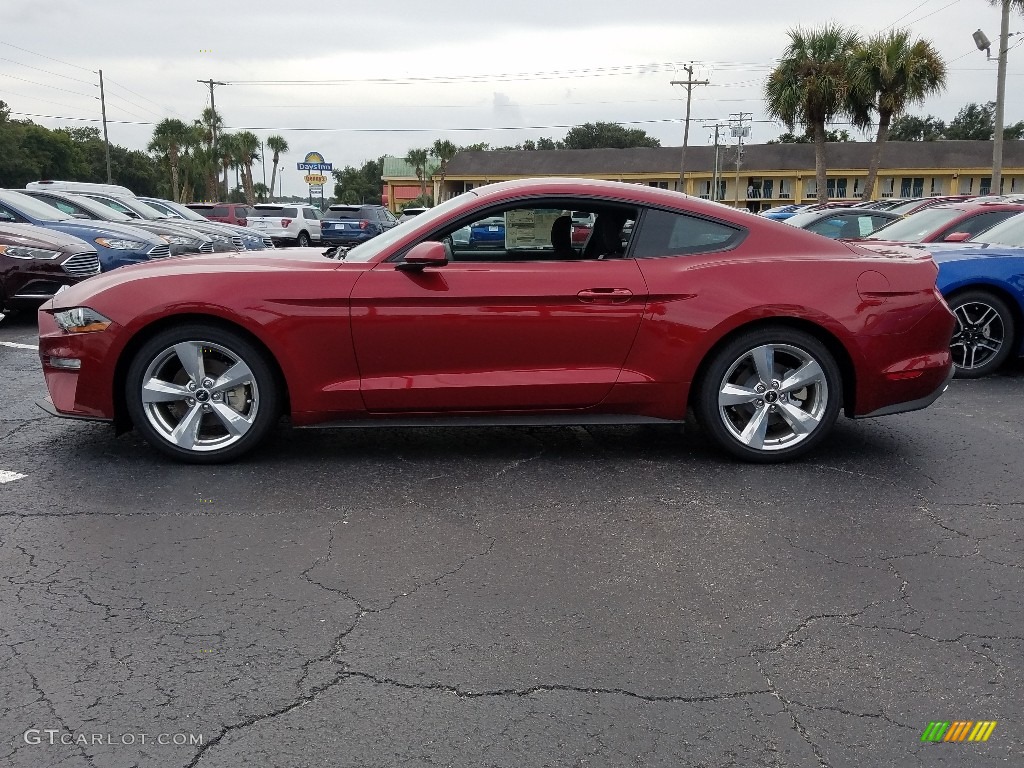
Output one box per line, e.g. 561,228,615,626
281,218,292,227
360,220,369,230
239,219,247,226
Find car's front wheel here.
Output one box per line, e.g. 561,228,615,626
948,290,1015,379
125,324,280,463
695,327,842,462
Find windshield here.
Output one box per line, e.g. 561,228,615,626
57,194,133,222
864,208,963,241
342,191,478,262
145,199,208,221
0,190,74,221
972,212,1024,246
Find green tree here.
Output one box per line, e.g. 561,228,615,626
216,133,238,200
331,157,384,204
768,128,853,144
853,30,947,200
765,24,866,203
148,118,191,202
404,147,430,201
887,114,947,141
430,139,458,202
561,122,660,149
946,102,997,140
234,131,262,204
266,134,289,202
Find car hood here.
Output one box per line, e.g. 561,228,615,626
0,222,93,251
46,220,165,245
46,249,345,308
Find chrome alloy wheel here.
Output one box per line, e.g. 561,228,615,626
717,343,829,452
140,340,260,452
951,300,1005,372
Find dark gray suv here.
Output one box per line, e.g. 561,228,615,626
320,204,398,246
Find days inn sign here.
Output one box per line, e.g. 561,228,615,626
297,151,332,172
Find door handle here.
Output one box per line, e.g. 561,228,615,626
577,288,633,304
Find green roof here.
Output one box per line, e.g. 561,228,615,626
382,155,441,179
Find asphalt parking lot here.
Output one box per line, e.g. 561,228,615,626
1,309,1022,768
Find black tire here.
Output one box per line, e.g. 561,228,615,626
297,231,311,247
948,290,1015,379
695,327,843,462
125,324,280,463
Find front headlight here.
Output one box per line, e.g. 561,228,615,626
161,235,198,245
0,245,62,260
94,237,144,250
210,234,230,243
53,307,113,334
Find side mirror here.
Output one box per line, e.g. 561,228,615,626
943,231,972,243
396,240,448,272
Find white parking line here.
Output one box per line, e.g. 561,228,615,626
0,471,27,484
0,341,38,350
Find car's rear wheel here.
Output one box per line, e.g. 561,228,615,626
297,231,311,247
125,324,279,463
695,327,842,462
948,290,1015,379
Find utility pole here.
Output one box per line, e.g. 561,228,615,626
708,122,729,202
197,79,228,197
670,64,709,194
730,112,752,209
98,70,112,184
992,0,1011,194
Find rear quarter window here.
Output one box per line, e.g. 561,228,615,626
211,206,230,217
631,209,744,258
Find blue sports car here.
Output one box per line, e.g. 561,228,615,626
928,212,1024,378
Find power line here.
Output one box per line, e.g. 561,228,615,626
901,0,963,29
0,39,96,73
0,55,97,86
103,76,181,115
8,111,700,133
884,0,936,31
0,71,96,99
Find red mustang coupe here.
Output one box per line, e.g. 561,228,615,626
37,178,956,464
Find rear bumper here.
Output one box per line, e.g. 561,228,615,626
856,363,954,418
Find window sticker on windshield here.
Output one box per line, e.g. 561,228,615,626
505,209,562,248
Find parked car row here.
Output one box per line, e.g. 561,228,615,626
0,181,277,319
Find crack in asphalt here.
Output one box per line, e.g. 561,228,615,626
189,532,499,767
336,669,773,703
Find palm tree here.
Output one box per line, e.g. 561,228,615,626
266,135,289,202
216,133,240,201
854,31,947,200
253,182,269,203
148,119,190,202
430,139,458,203
765,25,866,204
234,131,262,204
405,147,430,202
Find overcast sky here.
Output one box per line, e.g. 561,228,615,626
2,0,1020,194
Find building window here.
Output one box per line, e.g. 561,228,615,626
980,177,992,195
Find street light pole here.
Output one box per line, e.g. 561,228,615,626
992,0,1011,194
670,65,709,194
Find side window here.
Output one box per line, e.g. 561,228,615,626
631,208,743,258
211,206,230,217
382,209,397,225
54,201,83,216
0,205,20,223
951,211,1015,238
